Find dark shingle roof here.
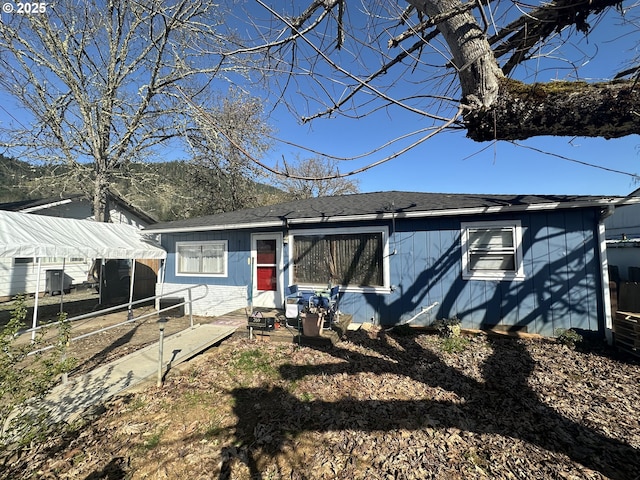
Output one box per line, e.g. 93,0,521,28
0,194,83,211
145,191,619,233
0,191,157,224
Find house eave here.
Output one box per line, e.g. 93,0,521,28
144,197,635,234
144,221,287,234
19,198,75,213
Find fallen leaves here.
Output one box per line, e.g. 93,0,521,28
3,327,640,479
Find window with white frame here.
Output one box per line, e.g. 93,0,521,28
291,227,388,289
461,220,525,281
176,241,227,276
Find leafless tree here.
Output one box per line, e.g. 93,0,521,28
273,156,360,199
219,0,640,174
185,89,274,216
0,0,239,221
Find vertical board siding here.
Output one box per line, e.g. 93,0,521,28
159,208,604,337
436,229,463,321
528,214,553,334
0,258,91,298
516,223,537,331
499,281,520,328
574,210,599,331
162,231,251,287
382,210,603,336
458,281,482,330
547,212,570,333
564,211,586,330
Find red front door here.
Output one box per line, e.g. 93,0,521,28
252,234,283,308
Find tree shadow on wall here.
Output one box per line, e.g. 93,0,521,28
374,223,604,336
220,332,639,479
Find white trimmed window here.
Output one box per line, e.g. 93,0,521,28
176,241,227,277
290,227,389,291
461,220,524,281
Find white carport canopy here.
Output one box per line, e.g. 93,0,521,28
0,210,166,339
0,210,166,260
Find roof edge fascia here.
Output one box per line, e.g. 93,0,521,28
144,220,286,234
19,198,75,213
145,197,635,234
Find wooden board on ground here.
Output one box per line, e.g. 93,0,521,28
618,282,640,313
614,311,640,357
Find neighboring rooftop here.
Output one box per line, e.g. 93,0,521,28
0,194,84,212
145,190,625,233
0,191,157,225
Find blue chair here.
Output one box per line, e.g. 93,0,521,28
309,285,340,327
285,285,314,323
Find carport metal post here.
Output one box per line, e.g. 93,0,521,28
99,259,105,305
59,258,66,313
31,258,42,342
187,288,193,328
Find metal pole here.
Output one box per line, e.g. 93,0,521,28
157,317,167,387
187,288,193,328
128,259,136,320
248,256,254,313
98,259,105,305
60,258,66,314
32,258,42,342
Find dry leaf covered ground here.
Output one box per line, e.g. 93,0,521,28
4,326,640,480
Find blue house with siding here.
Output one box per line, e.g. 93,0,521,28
144,191,626,338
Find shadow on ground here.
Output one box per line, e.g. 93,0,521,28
221,331,639,479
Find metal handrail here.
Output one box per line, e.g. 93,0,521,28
24,284,209,355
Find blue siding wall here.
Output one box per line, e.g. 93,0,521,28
339,209,603,337
162,231,252,287
160,208,604,337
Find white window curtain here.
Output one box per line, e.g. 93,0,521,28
177,242,226,275
178,245,201,273
201,244,224,274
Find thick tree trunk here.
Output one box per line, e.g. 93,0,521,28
465,79,640,141
93,173,110,223
407,0,640,142
407,0,503,109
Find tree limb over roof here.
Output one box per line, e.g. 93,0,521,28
240,0,640,144
465,79,640,141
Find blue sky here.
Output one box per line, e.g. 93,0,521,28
1,3,639,198
256,4,640,198
269,110,640,196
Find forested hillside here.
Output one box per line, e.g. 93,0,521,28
0,155,38,203
0,155,282,221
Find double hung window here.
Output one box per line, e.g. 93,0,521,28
461,221,524,281
176,241,227,276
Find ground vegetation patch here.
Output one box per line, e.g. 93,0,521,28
2,327,640,480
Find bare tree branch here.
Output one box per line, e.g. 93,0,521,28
179,83,463,181
0,0,237,220
229,0,640,156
